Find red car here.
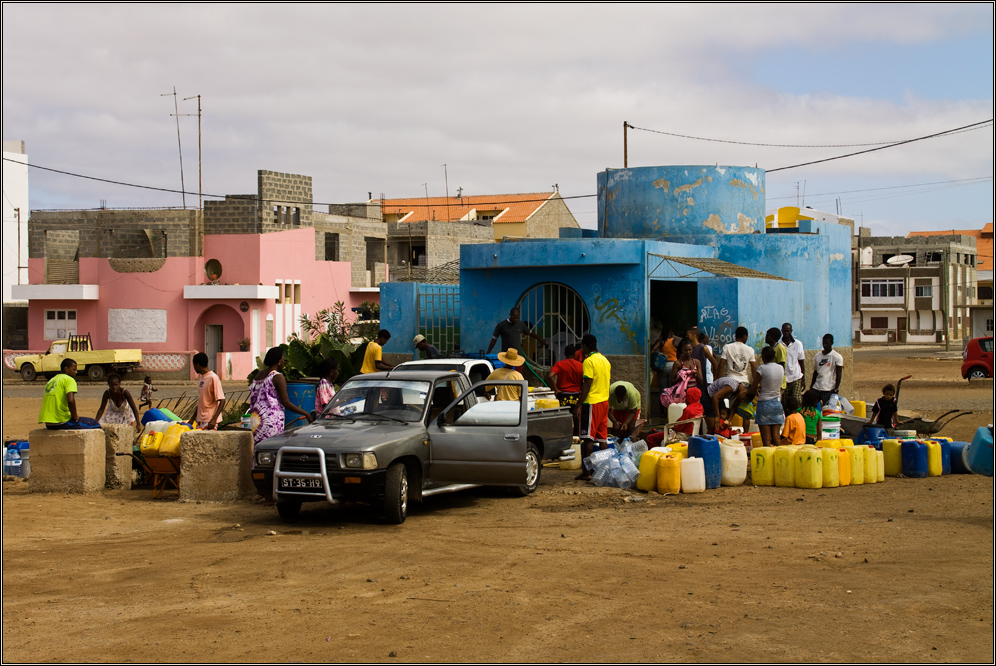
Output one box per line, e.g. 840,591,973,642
961,336,994,380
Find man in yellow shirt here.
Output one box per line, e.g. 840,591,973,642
360,330,395,374
486,348,526,401
574,334,611,480
38,358,100,429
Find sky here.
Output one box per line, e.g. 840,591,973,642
2,3,993,237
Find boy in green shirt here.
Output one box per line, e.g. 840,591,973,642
38,359,99,429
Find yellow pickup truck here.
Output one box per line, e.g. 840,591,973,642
15,334,143,382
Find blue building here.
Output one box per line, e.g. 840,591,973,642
382,165,853,413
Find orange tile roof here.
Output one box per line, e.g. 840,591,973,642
908,225,993,271
378,192,557,224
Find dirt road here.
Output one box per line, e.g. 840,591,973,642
2,352,992,663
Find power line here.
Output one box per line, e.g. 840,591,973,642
767,119,993,173
766,176,993,201
1,157,597,209
629,120,993,149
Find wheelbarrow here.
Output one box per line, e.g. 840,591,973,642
116,451,180,499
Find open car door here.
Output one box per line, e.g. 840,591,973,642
426,380,528,486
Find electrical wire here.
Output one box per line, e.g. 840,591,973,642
628,119,993,150
767,119,993,173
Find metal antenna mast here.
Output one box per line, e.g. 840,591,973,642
161,86,186,208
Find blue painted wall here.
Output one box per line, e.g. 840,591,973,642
666,222,852,351
598,165,765,238
379,282,417,354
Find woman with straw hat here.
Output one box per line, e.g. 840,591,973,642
486,348,526,401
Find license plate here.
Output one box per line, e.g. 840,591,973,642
279,477,323,489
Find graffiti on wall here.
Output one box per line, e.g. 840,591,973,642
593,294,640,351
699,304,735,351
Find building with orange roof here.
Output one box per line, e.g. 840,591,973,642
380,191,579,243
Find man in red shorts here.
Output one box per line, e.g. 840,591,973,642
573,333,611,481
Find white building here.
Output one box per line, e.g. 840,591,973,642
2,140,29,303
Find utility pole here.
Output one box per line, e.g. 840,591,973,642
161,87,186,208
181,94,203,254
623,121,631,168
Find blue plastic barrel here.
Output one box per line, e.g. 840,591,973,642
901,440,928,478
858,426,887,449
949,441,972,474
965,427,994,477
284,381,317,427
687,435,722,489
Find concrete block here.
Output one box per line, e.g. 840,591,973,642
101,424,135,490
28,428,106,494
179,430,254,502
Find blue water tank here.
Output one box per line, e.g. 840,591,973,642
284,381,317,427
597,165,766,239
687,434,722,489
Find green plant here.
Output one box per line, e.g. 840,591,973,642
359,299,381,320
248,304,359,384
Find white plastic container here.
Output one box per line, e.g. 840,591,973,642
145,420,173,433
719,438,748,486
667,402,686,424
680,457,706,493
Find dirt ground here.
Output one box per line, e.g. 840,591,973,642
2,352,993,663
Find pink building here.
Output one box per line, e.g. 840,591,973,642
10,171,377,379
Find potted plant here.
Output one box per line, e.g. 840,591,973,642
237,337,251,352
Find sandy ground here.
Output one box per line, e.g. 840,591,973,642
2,352,993,663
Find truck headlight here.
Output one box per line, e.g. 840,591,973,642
344,452,378,470
256,451,274,467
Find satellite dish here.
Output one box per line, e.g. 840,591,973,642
886,254,914,266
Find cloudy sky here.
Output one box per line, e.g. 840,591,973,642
2,3,993,235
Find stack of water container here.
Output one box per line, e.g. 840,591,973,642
882,427,993,478
630,434,748,495
139,421,192,457
751,440,885,488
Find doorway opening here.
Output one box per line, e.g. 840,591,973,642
650,280,698,340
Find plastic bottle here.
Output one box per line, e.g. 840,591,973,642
7,448,22,478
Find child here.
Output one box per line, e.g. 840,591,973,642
798,390,823,444
139,376,156,409
871,383,900,428
748,346,785,447
780,395,806,446
713,405,733,439
674,386,705,435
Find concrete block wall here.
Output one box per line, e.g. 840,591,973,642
178,430,254,502
203,195,261,236
101,424,134,489
524,196,580,238
27,428,106,494
29,210,198,260
258,171,313,232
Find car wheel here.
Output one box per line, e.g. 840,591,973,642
87,364,106,382
968,367,989,380
19,364,36,381
276,499,302,522
384,462,408,524
513,444,542,496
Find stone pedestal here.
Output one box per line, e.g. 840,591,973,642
179,430,254,502
27,428,106,494
101,424,135,489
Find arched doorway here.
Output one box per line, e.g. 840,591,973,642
193,304,246,372
516,282,590,367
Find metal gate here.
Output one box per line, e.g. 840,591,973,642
417,285,461,354
516,282,590,367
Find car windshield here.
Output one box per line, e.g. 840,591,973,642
322,380,431,422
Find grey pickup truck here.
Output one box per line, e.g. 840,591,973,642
251,369,574,524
